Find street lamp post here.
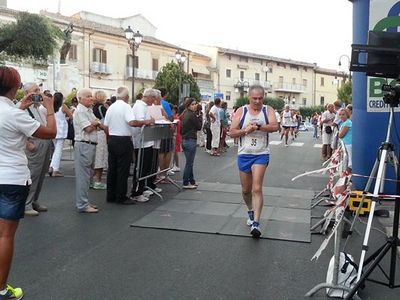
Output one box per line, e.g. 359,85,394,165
125,26,143,100
175,50,187,106
338,54,352,83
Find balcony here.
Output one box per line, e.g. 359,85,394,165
233,78,272,92
125,67,158,80
273,82,305,93
91,62,112,75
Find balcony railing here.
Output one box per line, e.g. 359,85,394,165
125,67,158,80
273,82,305,93
91,62,112,75
233,78,272,92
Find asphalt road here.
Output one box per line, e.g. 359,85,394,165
9,131,400,299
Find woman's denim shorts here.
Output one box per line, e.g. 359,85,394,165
0,184,29,220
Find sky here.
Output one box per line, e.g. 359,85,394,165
7,0,353,70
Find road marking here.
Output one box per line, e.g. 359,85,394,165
314,144,323,148
290,142,304,147
269,141,282,145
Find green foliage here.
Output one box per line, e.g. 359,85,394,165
64,90,77,108
15,89,24,101
234,97,249,107
0,12,63,61
264,97,285,111
154,62,201,105
234,96,284,110
299,105,324,118
337,80,352,105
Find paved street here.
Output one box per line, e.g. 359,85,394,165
10,131,400,299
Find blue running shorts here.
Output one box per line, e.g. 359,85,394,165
237,154,270,173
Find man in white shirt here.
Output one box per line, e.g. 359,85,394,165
74,88,104,213
130,89,157,202
209,98,221,156
321,103,336,161
104,86,153,204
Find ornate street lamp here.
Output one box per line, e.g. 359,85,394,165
338,54,352,83
125,26,143,99
175,50,187,105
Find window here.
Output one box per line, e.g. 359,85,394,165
152,58,158,71
320,96,325,106
93,48,107,63
255,73,260,81
292,78,296,85
277,62,286,68
320,77,325,86
239,56,248,63
226,69,231,78
265,72,268,81
226,91,231,101
126,55,139,68
303,79,307,87
302,98,307,106
303,67,307,72
290,65,299,71
227,54,231,60
240,71,244,80
68,44,77,60
279,76,284,83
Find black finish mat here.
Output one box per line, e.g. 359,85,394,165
131,184,311,242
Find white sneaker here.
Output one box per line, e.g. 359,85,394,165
183,184,197,189
172,166,180,172
25,209,39,216
246,218,254,226
154,187,162,193
132,195,150,203
143,190,154,197
167,170,175,176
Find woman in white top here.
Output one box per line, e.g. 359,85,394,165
0,66,56,299
49,92,73,177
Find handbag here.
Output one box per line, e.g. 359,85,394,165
325,125,332,134
66,119,75,140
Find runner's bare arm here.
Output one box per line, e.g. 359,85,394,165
259,106,279,133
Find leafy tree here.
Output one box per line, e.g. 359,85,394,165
264,97,285,111
299,105,324,118
154,62,201,105
337,80,352,105
0,12,63,61
234,97,248,107
64,90,77,108
234,96,284,110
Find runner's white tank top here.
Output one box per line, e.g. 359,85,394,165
238,105,269,155
281,110,292,127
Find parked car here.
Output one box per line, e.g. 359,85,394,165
299,121,314,131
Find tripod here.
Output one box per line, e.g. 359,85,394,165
346,107,400,299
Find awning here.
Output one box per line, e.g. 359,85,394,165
191,65,210,75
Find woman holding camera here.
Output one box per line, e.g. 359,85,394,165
0,66,56,299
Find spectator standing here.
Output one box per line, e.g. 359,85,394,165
20,82,53,216
104,86,137,204
180,98,203,189
158,88,174,176
130,88,156,202
321,104,336,161
204,101,214,153
92,90,108,190
73,88,105,213
172,105,181,172
0,66,56,300
338,108,352,173
209,98,221,156
49,92,73,177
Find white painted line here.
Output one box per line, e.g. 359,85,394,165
290,142,304,147
314,144,323,148
269,141,282,145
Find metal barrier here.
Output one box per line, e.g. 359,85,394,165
135,123,181,200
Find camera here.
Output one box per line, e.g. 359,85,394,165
31,94,42,103
382,84,400,107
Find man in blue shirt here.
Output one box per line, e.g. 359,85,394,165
158,88,175,177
